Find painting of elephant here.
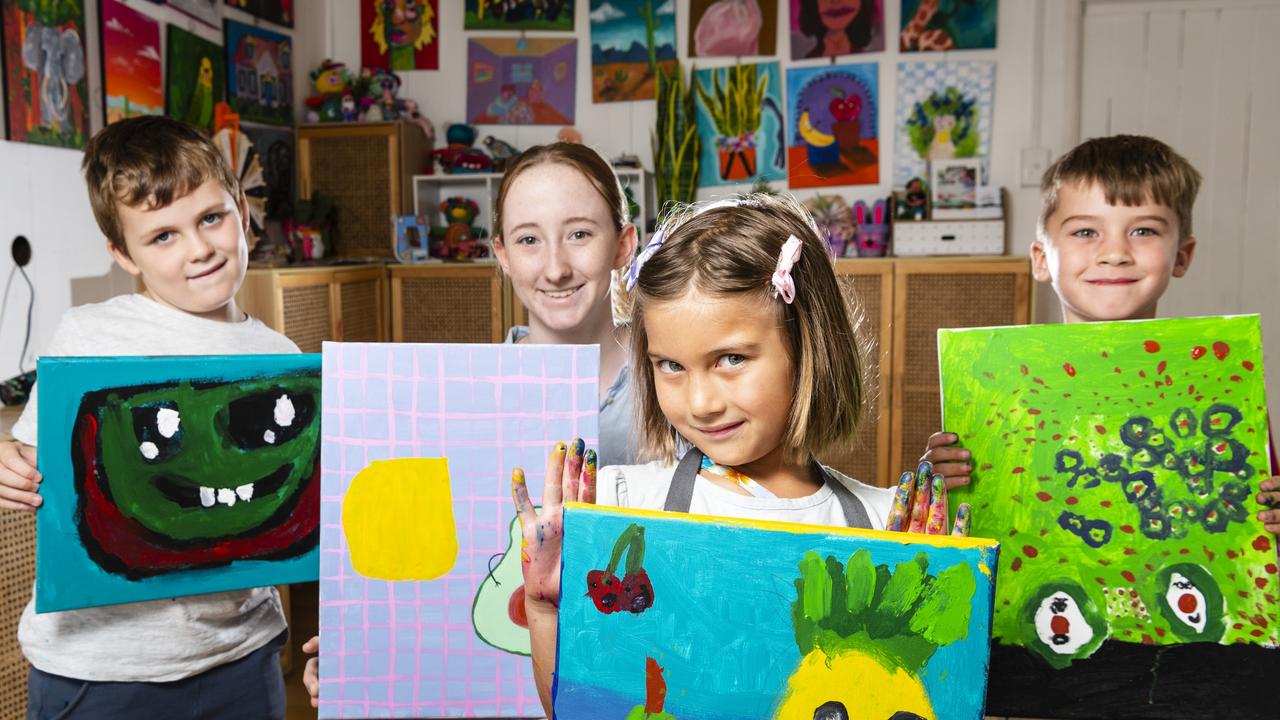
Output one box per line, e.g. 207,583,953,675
2,0,88,148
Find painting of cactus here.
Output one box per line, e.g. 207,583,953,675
941,316,1280,718
555,503,999,719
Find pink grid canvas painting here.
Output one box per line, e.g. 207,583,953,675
318,342,599,718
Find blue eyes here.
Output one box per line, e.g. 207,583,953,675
150,213,225,245
655,355,746,374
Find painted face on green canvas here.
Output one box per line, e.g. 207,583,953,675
91,376,319,541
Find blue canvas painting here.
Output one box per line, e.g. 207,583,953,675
694,62,786,188
318,342,599,718
35,354,321,612
555,504,1000,719
589,0,677,102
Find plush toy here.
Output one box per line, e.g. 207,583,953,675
895,177,930,220
401,99,435,145
803,195,856,258
853,199,890,257
433,124,492,174
304,60,349,123
483,136,520,172
432,197,490,260
363,69,402,121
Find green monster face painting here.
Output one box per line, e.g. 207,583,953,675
73,375,321,578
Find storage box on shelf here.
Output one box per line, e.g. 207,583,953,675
892,188,1008,256
297,121,431,259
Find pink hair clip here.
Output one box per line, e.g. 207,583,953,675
770,235,803,304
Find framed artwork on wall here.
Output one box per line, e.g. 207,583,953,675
223,0,290,28
2,0,89,148
223,18,293,126
165,24,225,132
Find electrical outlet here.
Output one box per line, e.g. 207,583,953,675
1020,147,1052,188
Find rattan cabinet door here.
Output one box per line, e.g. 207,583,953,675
391,266,504,343
890,258,1031,476
335,269,387,342
826,260,895,488
0,511,34,716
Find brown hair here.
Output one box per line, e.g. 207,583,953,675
82,116,240,255
1039,134,1202,242
629,193,867,463
493,142,629,240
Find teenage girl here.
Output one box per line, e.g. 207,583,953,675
513,193,969,714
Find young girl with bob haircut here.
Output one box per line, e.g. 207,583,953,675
512,193,969,713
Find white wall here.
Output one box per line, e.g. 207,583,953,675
0,0,301,383
300,0,1050,264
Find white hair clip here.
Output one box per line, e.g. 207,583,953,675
770,235,803,304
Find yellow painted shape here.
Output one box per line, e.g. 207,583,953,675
342,458,458,581
774,648,934,719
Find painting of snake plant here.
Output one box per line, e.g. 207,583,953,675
786,62,878,188
35,354,321,613
555,504,999,719
2,0,88,147
694,62,783,187
942,316,1280,718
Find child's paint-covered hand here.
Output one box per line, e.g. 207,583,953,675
919,431,972,489
0,440,41,512
1256,476,1280,535
511,438,597,609
887,460,971,537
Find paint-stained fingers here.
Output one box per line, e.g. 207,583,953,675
951,503,972,537
886,471,914,532
1259,476,1280,493
512,467,536,529
924,475,948,534
1260,509,1280,535
578,449,597,504
921,444,971,487
907,465,933,534
541,441,568,508
562,438,584,504
1257,491,1280,509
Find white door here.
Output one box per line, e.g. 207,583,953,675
1080,0,1280,424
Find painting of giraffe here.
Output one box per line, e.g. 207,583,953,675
900,0,997,52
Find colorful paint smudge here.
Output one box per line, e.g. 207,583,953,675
1,0,88,147
900,0,997,52
694,62,785,187
789,0,884,59
165,24,225,132
690,0,777,57
466,37,576,125
223,18,293,125
786,62,878,188
589,0,676,103
34,355,321,613
318,342,598,718
556,504,999,719
893,61,993,185
942,316,1280,718
464,0,573,31
361,0,438,71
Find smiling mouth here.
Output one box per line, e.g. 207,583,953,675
189,259,227,281
823,7,855,20
1087,278,1138,285
153,464,293,508
539,286,582,300
696,421,744,438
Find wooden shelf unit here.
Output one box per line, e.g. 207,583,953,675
236,264,389,351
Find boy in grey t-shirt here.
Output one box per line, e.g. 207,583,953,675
0,117,297,718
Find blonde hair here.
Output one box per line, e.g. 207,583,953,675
628,193,867,463
1039,134,1202,242
82,116,240,255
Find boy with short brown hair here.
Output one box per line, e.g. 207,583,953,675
923,134,1280,532
0,116,295,717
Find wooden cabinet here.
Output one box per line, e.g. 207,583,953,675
0,407,32,720
236,264,389,351
389,264,510,343
296,122,431,258
822,256,1031,487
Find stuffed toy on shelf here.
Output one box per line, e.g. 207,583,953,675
433,124,492,174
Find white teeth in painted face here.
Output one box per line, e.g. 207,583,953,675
198,483,255,507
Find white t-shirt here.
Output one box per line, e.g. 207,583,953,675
11,293,298,682
595,459,896,529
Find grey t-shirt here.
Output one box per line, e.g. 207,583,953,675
503,326,638,467
12,293,297,682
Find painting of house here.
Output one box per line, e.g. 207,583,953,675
223,19,293,126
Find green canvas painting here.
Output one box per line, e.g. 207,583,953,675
941,315,1278,717
166,25,225,132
